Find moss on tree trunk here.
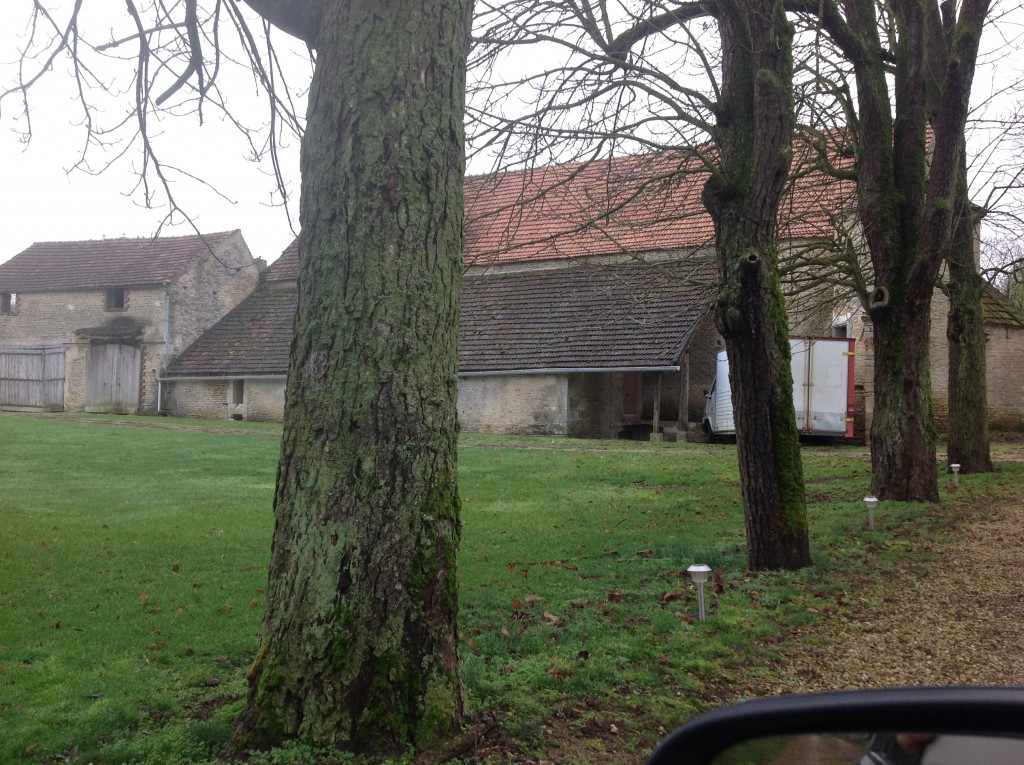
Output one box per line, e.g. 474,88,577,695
232,0,470,755
836,0,990,502
707,0,811,571
868,290,940,502
946,145,993,474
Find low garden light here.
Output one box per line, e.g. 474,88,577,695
687,564,712,622
864,496,879,530
950,463,961,487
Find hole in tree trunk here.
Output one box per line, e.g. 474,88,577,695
869,286,890,309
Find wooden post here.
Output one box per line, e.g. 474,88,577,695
678,352,690,442
651,372,662,441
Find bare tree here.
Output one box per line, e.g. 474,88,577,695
470,0,812,570
785,0,994,501
2,1,307,237
4,0,471,755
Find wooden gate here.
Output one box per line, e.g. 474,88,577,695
0,343,66,412
85,343,141,414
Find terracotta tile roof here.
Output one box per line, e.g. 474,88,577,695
465,149,856,266
0,231,242,292
983,284,1024,327
165,286,296,377
265,148,854,274
459,260,716,372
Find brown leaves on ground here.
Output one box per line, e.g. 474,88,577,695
757,492,1024,693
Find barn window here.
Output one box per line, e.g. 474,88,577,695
106,288,126,311
1,292,16,315
231,379,245,405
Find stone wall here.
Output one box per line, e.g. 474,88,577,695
681,314,721,423
164,377,287,421
165,379,230,419
245,379,287,421
168,231,259,358
851,288,1024,434
458,374,568,434
929,289,1024,431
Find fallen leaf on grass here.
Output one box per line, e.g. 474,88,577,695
659,590,683,607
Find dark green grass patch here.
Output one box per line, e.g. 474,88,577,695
2,417,1021,763
1,415,278,763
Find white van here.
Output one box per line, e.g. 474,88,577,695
702,337,855,441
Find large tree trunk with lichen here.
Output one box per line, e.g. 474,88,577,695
836,0,990,502
706,0,810,571
232,0,470,755
946,145,993,473
867,286,940,501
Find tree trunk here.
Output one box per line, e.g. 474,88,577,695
232,0,470,754
707,0,811,571
834,0,991,502
868,288,940,501
946,145,993,473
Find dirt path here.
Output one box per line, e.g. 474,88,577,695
766,491,1024,692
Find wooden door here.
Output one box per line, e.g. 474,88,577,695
0,344,65,411
85,344,141,413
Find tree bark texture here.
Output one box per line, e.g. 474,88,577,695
234,0,471,754
945,143,993,473
706,0,811,571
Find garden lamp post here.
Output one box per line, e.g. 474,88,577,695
864,496,878,530
687,564,712,622
950,463,961,487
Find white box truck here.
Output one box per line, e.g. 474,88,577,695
702,337,855,440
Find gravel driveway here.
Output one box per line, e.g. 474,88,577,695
769,484,1024,691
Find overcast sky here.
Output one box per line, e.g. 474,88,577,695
3,4,1021,269
0,4,305,266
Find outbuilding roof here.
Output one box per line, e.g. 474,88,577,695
0,230,244,292
982,284,1024,327
165,287,296,377
167,259,715,378
460,260,716,373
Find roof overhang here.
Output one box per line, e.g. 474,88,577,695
460,366,681,377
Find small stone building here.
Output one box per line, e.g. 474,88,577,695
0,231,259,414
162,243,296,421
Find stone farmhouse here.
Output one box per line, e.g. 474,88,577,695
0,231,259,414
162,151,1024,437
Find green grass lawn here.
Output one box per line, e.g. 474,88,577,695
1,414,1019,764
